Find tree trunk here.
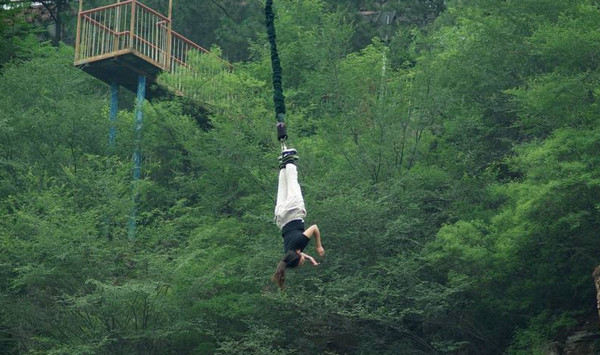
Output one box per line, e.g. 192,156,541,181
53,1,62,46
592,265,600,322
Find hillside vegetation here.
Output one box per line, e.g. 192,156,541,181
1,0,600,353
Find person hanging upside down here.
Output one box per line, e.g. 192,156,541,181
272,149,325,290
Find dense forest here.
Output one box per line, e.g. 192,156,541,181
2,0,600,353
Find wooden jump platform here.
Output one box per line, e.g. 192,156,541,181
74,0,229,97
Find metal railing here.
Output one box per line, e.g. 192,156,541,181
75,1,136,64
75,0,232,97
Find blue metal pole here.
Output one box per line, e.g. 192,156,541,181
109,82,119,148
132,75,145,182
128,75,146,241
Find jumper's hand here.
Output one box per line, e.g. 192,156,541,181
317,246,325,257
302,252,318,267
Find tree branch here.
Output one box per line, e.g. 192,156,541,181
40,1,58,23
209,0,230,18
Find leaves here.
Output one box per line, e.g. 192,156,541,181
3,0,600,354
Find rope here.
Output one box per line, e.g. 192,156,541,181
265,0,288,142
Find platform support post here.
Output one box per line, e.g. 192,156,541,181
128,75,146,241
109,82,119,148
166,0,173,71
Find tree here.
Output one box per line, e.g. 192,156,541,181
0,0,80,46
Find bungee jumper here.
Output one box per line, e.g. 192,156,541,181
265,0,324,290
272,151,325,290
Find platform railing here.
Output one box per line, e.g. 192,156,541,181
74,0,232,97
75,0,170,69
76,1,135,64
130,1,170,68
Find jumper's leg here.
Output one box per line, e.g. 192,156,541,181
274,167,288,229
276,168,288,210
284,163,304,208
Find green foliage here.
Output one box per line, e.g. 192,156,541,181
3,0,600,354
507,311,578,355
0,4,49,66
0,46,107,198
426,220,492,279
